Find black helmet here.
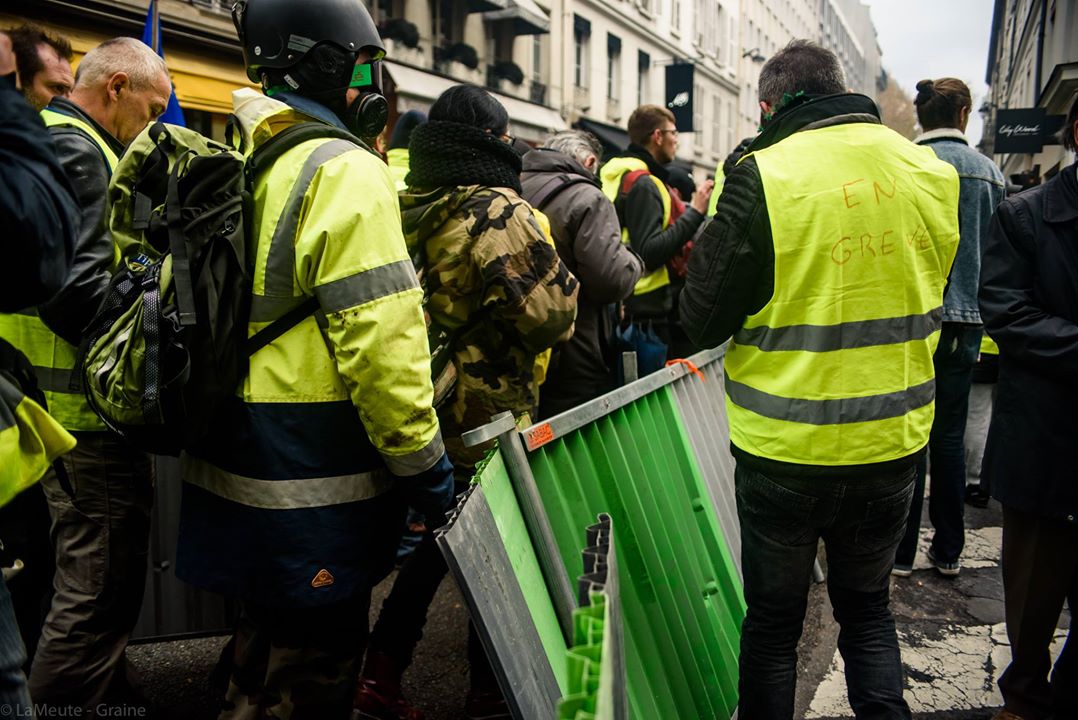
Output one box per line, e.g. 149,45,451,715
232,0,385,83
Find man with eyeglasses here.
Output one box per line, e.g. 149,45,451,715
599,104,713,359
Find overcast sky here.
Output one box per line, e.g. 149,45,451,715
862,0,996,145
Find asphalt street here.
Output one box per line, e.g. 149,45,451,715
128,494,1065,719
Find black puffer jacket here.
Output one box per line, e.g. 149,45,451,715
521,148,644,417
0,76,78,312
36,97,124,346
980,163,1078,524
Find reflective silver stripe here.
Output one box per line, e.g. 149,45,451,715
263,139,359,296
734,308,943,353
32,367,77,394
249,294,308,323
382,432,445,477
725,377,935,426
184,459,392,510
313,260,420,314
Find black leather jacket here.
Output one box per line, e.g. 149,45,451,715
36,98,125,346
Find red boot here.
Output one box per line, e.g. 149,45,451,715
353,649,424,720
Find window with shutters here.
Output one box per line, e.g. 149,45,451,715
607,34,621,101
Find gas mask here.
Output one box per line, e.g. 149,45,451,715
268,43,389,140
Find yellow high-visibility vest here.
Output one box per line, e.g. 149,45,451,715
386,147,409,193
980,333,999,356
707,161,725,217
600,156,672,296
0,109,120,432
724,122,961,465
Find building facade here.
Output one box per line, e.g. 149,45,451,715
5,0,883,181
823,0,881,98
734,0,817,139
552,0,741,176
982,0,1077,181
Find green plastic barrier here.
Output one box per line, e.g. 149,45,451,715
559,593,611,720
559,514,625,720
528,385,744,719
476,450,568,689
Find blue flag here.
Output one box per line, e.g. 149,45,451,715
140,0,186,126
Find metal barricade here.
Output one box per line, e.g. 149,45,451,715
461,347,744,719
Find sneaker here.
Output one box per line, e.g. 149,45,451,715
891,563,913,578
927,548,960,577
965,484,990,509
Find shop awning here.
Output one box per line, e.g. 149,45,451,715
483,0,551,35
576,117,630,157
384,61,566,142
1038,61,1078,114
467,0,510,13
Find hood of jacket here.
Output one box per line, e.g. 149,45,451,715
398,184,487,257
521,148,599,185
230,88,342,153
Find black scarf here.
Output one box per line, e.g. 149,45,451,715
407,120,523,193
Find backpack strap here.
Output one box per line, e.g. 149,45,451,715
244,296,320,357
620,169,651,197
247,122,371,179
613,168,651,221
528,173,593,212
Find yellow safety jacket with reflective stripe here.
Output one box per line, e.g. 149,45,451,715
980,333,998,356
0,110,119,432
724,122,960,466
0,374,76,508
178,91,445,606
184,91,442,507
600,156,672,296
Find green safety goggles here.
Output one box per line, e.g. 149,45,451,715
266,61,381,97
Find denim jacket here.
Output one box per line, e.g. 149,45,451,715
915,128,1005,324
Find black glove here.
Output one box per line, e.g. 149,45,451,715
402,451,456,530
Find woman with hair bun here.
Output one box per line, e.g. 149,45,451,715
893,77,1006,579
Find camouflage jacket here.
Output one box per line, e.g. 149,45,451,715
400,184,578,468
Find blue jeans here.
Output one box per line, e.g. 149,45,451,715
0,574,31,718
736,463,915,720
896,323,982,566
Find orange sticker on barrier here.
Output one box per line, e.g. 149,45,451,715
525,422,555,450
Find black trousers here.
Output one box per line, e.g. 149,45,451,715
999,506,1078,720
218,591,372,720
